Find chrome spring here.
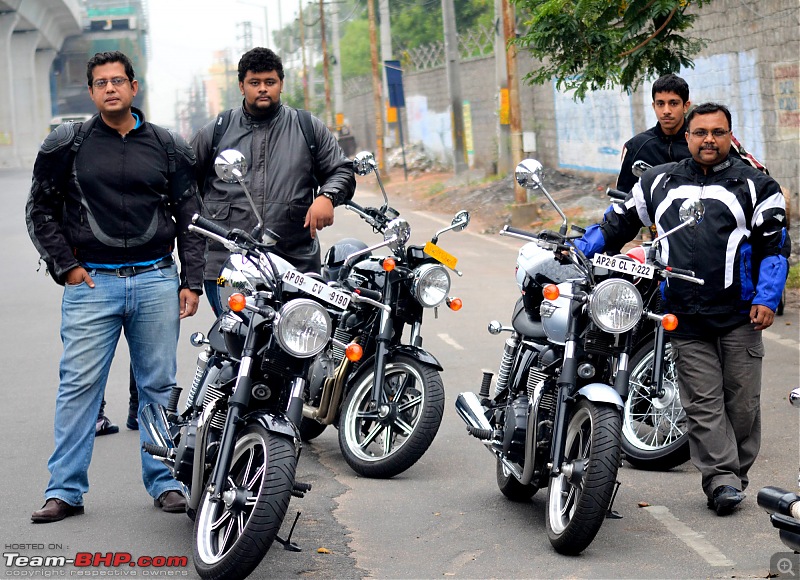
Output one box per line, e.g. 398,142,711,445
494,335,519,396
185,349,211,410
203,385,228,430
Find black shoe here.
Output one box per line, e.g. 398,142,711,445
96,415,119,436
126,414,139,431
154,491,186,513
707,485,745,515
31,498,84,523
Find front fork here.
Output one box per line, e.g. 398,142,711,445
369,270,398,405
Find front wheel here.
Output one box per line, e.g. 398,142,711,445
546,399,621,555
193,425,296,579
338,355,444,478
622,340,690,470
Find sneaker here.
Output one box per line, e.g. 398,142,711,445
707,485,745,516
96,415,119,436
126,414,139,431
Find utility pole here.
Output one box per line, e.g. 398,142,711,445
379,0,392,147
441,0,467,174
331,0,344,127
320,0,332,127
367,0,386,176
502,0,525,202
299,0,310,110
494,0,510,175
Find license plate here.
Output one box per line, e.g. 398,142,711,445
282,270,351,309
591,254,655,279
424,241,458,270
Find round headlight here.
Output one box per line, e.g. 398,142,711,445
274,299,332,358
589,279,643,333
412,264,451,307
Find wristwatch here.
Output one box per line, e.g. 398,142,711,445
318,191,335,204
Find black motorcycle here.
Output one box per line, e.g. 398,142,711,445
141,150,359,579
456,159,705,555
297,151,470,478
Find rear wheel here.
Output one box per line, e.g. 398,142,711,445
298,417,327,442
546,400,621,555
622,340,690,470
496,459,538,502
193,426,296,579
338,355,444,478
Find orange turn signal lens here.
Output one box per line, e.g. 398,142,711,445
447,297,463,311
228,293,247,312
382,258,396,272
662,314,678,331
542,284,560,301
345,343,363,362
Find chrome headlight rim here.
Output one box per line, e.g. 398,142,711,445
588,278,643,334
274,298,332,358
412,263,451,308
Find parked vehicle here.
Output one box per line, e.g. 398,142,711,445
298,151,470,478
456,159,705,555
140,150,359,579
758,388,800,553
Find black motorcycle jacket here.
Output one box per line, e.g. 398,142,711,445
595,157,788,334
191,102,356,278
25,109,205,291
616,121,691,193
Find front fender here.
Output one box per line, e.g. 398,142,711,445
576,383,624,409
390,344,443,370
241,409,300,443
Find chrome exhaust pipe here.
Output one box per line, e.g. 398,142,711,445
455,391,492,435
140,403,174,456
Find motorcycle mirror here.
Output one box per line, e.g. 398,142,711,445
790,388,800,408
679,198,705,226
451,210,470,231
384,218,411,253
214,149,248,183
353,151,377,176
515,159,545,190
632,160,652,178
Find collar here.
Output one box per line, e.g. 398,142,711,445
241,100,282,124
654,119,688,142
96,106,146,134
688,157,733,176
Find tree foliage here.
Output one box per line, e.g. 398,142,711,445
511,0,712,100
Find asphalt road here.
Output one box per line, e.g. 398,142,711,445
2,167,799,579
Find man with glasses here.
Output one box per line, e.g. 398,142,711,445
573,102,789,516
26,51,204,522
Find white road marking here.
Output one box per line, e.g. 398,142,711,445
644,505,735,567
437,333,464,350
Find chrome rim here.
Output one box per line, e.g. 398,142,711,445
623,343,687,451
548,406,591,535
343,362,425,463
195,432,266,564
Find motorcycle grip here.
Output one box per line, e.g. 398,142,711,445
354,287,382,301
758,486,800,517
606,187,628,201
665,266,696,277
503,225,536,239
192,214,230,239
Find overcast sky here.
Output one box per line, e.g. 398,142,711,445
146,0,298,127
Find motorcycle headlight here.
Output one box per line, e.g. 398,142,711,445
412,264,451,308
589,279,643,333
274,299,332,358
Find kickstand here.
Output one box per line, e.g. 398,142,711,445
276,511,302,552
606,480,623,519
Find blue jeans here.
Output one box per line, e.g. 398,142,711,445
45,265,183,507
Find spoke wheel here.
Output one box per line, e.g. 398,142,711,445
622,340,690,470
193,425,296,579
338,355,444,478
546,400,621,555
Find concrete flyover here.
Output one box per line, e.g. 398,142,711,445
0,0,81,168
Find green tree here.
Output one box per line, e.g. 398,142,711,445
512,0,711,100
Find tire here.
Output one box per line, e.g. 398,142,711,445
338,355,444,478
622,340,690,470
298,417,327,442
546,399,621,555
193,425,296,579
496,458,538,502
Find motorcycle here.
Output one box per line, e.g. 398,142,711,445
605,161,690,471
757,388,800,553
140,150,361,579
297,151,470,478
456,158,705,555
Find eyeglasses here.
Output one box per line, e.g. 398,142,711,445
92,77,129,89
688,129,730,139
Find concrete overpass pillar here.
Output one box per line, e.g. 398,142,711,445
12,30,44,167
0,12,20,168
35,48,58,145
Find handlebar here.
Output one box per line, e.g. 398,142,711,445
192,213,231,239
606,187,628,201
